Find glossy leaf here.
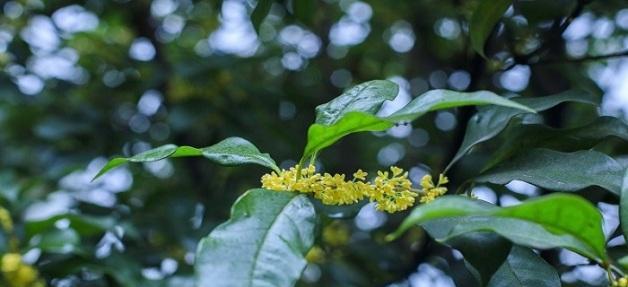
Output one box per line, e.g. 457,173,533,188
302,112,393,161
390,194,607,260
25,213,115,237
487,246,560,287
447,90,598,171
93,137,279,180
315,80,398,125
302,89,534,162
484,116,628,170
195,189,316,287
621,169,628,241
477,148,624,195
387,90,535,123
469,0,512,57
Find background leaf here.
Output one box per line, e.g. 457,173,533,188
390,194,607,260
251,0,274,33
447,90,599,171
476,148,624,195
195,189,317,287
469,0,512,57
424,220,512,285
93,137,279,180
487,246,560,287
621,169,628,241
484,116,628,170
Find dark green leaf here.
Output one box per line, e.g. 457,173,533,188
389,194,607,260
477,148,624,195
33,229,81,254
488,246,560,287
387,90,535,123
195,189,317,287
469,0,512,57
315,80,398,125
25,213,115,237
93,137,278,180
424,219,512,285
447,90,599,171
484,116,628,170
620,169,628,241
251,0,274,33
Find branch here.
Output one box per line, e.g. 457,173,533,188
536,50,628,65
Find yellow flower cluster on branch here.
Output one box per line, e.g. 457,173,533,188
419,174,448,203
261,165,449,213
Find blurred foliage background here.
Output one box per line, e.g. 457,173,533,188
0,0,627,286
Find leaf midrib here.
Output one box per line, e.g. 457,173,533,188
247,195,302,287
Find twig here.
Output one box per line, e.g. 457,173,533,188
536,50,628,65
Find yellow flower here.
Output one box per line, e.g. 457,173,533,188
305,246,325,263
353,169,367,181
261,165,420,213
419,174,448,203
612,277,628,287
1,253,21,273
0,207,13,232
322,221,350,247
371,166,417,213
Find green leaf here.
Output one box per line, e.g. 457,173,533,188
195,189,317,287
620,169,628,241
477,148,625,195
387,90,535,123
487,246,560,287
484,116,628,170
315,80,398,125
447,90,599,171
389,194,607,261
302,112,393,162
93,137,278,180
33,229,81,254
424,220,512,285
469,0,512,57
251,0,273,33
25,213,115,237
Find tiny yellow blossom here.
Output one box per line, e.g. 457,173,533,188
1,253,44,287
419,174,449,203
353,169,367,181
371,166,417,213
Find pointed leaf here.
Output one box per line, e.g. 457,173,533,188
484,116,628,170
476,148,624,195
93,137,278,180
387,90,534,123
469,0,512,57
390,194,607,261
251,0,274,33
200,137,279,171
302,112,393,161
488,246,560,287
447,90,599,171
620,169,628,241
315,80,398,125
195,189,316,287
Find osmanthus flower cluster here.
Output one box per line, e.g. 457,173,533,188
261,165,449,213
